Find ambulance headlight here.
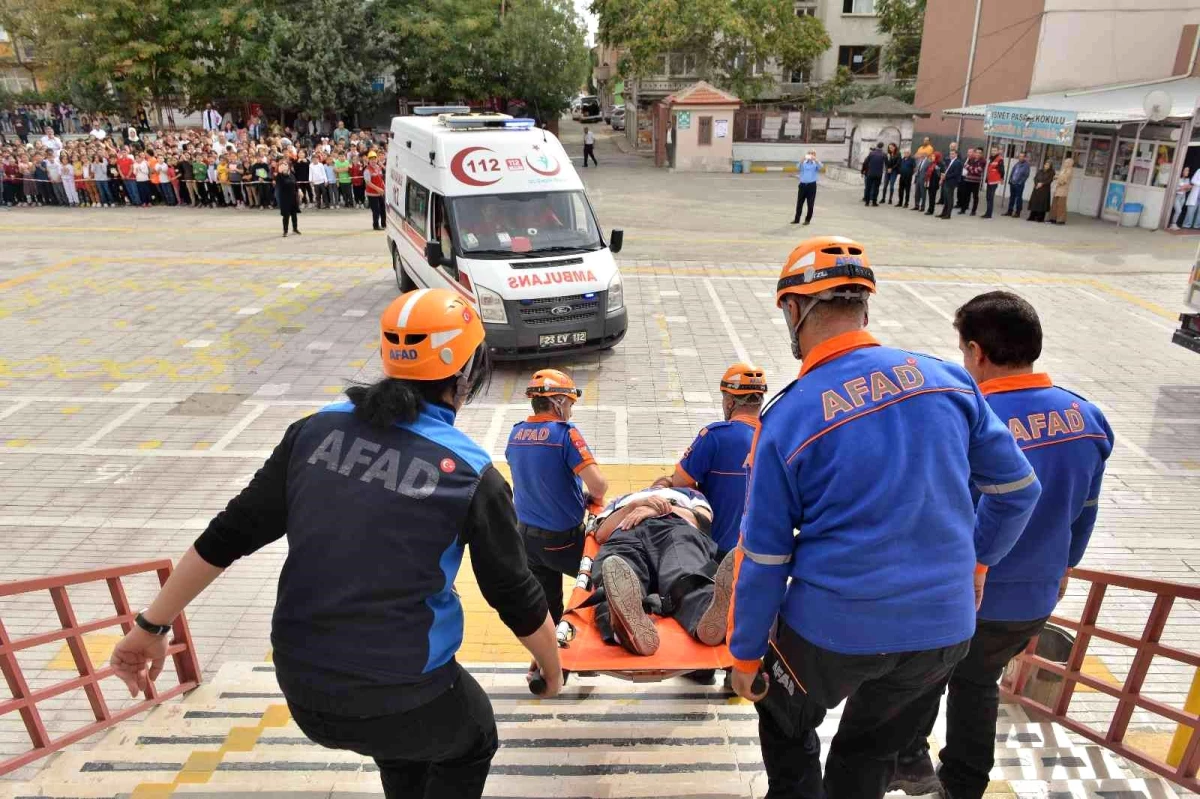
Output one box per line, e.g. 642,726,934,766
606,272,624,315
476,284,508,324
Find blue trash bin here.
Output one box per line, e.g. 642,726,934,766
1121,202,1143,228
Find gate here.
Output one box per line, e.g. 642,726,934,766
0,560,202,775
1002,567,1200,792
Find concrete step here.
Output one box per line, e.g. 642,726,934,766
4,663,1182,799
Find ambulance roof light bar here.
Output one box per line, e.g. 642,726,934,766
413,105,471,116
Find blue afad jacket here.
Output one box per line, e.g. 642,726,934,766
677,419,756,555
506,413,597,531
975,374,1113,622
729,332,1042,663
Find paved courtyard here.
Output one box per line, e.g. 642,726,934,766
2,122,1199,796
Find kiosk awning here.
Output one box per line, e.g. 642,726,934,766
944,76,1200,124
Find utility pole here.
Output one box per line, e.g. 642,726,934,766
957,0,983,144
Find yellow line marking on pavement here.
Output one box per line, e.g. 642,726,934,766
138,440,163,450
1086,279,1178,321
48,633,122,670
0,257,84,292
60,406,82,415
4,439,28,447
1076,654,1120,692
130,698,293,798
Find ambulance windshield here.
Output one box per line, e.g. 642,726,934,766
449,190,603,258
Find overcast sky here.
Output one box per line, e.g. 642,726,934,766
574,0,598,46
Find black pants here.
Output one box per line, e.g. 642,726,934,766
339,183,353,207
984,183,998,217
592,516,717,641
353,184,366,206
583,144,597,166
288,666,498,799
756,621,969,799
793,182,816,223
957,181,980,214
299,182,314,204
939,180,959,217
519,522,585,624
369,195,386,229
863,175,881,205
897,175,912,207
177,181,191,206
282,210,298,234
899,616,1048,799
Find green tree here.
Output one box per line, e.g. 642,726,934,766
253,0,395,118
386,0,502,102
494,0,590,122
874,0,925,79
805,66,860,112
591,0,830,100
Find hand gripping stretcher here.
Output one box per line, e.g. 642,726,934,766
528,524,735,695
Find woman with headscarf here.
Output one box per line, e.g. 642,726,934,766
1028,159,1055,222
1049,156,1074,225
275,159,300,237
924,152,943,216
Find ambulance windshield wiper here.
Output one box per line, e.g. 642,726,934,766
470,248,537,258
530,245,602,255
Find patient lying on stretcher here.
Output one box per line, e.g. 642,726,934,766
591,487,736,656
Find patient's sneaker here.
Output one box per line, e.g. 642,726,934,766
603,556,660,656
696,550,736,646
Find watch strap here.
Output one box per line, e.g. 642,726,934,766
134,611,172,636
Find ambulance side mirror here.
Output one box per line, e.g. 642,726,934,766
425,241,442,267
609,229,624,254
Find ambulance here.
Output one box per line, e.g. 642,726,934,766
385,107,628,359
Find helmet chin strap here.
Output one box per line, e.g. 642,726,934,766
452,351,478,407
550,394,572,420
784,297,820,360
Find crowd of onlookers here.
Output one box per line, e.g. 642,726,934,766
0,103,391,215
860,137,1075,224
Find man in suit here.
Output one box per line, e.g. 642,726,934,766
939,149,964,219
861,143,886,207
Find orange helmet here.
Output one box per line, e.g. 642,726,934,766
525,369,582,399
720,363,767,396
776,236,875,307
379,288,484,380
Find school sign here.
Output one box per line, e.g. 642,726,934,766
983,105,1077,146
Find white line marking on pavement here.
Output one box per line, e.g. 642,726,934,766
898,282,954,323
236,307,262,316
703,278,751,363
0,399,32,423
482,406,509,458
79,401,153,448
0,395,184,404
211,404,270,452
112,381,150,394
183,339,213,348
613,407,629,463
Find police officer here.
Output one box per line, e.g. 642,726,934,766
108,288,563,799
727,236,1043,799
654,362,766,560
890,291,1113,799
506,369,608,625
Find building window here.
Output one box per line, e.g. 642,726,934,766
698,116,713,146
843,0,875,13
0,67,35,94
795,4,817,16
789,65,812,84
838,45,879,76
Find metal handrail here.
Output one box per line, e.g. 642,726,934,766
0,559,202,775
1001,567,1200,792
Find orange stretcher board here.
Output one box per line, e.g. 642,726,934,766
555,533,734,678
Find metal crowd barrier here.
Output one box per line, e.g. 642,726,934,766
0,560,202,775
1002,567,1200,792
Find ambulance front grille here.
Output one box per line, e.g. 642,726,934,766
517,292,602,326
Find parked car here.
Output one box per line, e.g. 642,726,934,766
579,95,602,123
603,105,617,124
570,99,582,121
611,107,626,131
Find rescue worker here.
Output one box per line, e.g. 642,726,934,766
506,369,608,623
890,291,1114,799
653,362,766,559
108,288,563,799
591,486,734,655
727,236,1042,799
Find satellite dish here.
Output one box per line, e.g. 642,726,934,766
1143,89,1173,123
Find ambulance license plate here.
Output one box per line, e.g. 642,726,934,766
539,331,587,348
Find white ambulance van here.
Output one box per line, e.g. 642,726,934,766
385,108,627,359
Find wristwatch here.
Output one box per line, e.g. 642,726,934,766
134,610,172,637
